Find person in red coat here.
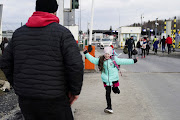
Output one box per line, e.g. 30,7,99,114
166,35,172,54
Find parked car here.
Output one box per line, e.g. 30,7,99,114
100,38,112,49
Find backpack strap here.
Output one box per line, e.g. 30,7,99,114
111,56,119,70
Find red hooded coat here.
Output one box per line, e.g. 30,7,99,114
166,37,172,45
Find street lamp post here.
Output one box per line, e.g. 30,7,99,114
141,14,144,26
57,0,64,25
89,0,94,45
155,18,158,36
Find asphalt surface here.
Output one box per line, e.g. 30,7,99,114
0,47,180,120
74,47,180,120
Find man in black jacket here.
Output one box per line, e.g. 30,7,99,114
0,0,84,119
160,36,166,53
125,36,135,58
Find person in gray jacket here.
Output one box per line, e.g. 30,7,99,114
0,0,84,119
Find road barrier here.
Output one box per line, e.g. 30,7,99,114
85,45,95,70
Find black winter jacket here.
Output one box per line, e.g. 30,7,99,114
0,23,84,99
126,38,135,49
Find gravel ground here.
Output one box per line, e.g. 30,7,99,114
0,89,24,120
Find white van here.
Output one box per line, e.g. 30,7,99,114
100,38,112,49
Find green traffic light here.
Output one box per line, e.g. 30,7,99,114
72,0,79,9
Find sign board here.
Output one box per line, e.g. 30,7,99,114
166,20,172,37
119,27,141,34
65,26,79,41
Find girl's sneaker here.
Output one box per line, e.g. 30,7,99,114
104,108,113,114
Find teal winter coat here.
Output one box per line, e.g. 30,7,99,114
85,53,134,86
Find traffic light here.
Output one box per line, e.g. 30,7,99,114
71,0,79,9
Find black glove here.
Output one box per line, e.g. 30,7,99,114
84,50,88,54
112,87,120,94
133,59,137,63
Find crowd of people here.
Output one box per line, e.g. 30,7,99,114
124,35,174,59
152,35,173,54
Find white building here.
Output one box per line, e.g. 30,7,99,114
118,27,141,47
2,30,14,40
94,33,103,41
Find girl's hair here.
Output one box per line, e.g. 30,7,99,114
98,55,105,72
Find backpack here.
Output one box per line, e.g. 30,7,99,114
123,47,128,54
132,49,138,55
111,56,122,76
136,41,141,48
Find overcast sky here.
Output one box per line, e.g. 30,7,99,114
1,0,180,32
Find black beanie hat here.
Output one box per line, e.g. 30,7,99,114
36,0,58,13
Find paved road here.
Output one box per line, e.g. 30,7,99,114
1,46,180,120
74,47,180,120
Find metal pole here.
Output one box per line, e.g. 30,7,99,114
89,0,94,45
141,14,144,26
155,18,158,36
57,0,64,25
79,0,82,43
164,19,166,34
119,13,120,27
80,0,81,33
141,14,142,26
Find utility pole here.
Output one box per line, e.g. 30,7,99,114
155,18,158,36
119,13,120,27
89,0,94,45
141,14,144,26
79,0,82,42
57,0,64,25
80,0,81,33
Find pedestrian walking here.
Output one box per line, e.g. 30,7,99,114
166,35,172,54
136,39,141,55
0,37,9,54
160,36,166,53
0,0,84,120
141,38,147,58
154,39,159,54
83,47,138,114
146,37,150,55
125,36,135,58
140,38,144,55
152,36,157,51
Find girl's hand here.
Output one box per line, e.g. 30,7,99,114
83,47,87,52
